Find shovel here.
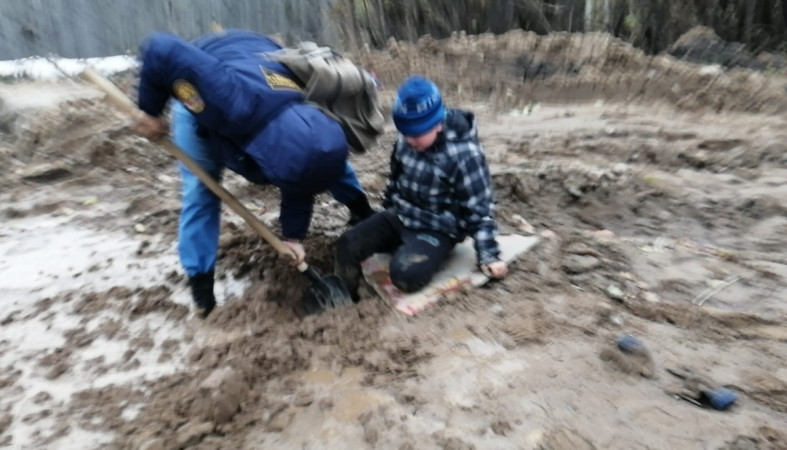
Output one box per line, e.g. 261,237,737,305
80,68,352,314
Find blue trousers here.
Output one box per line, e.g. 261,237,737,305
172,102,364,276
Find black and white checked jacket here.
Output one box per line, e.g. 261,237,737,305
383,109,501,265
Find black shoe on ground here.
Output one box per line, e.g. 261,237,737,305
188,271,217,318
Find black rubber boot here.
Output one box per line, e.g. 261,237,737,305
188,271,217,318
346,195,375,226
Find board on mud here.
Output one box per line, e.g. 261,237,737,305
361,234,539,315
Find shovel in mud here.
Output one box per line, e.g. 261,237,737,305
80,68,353,315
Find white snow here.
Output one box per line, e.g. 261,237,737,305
0,55,138,80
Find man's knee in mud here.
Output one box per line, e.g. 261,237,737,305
390,253,432,293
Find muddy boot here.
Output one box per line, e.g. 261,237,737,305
188,271,216,318
346,195,375,226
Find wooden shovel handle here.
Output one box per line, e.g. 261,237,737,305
80,68,305,268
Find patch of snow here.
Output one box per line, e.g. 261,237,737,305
0,55,138,80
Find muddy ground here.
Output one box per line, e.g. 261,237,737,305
1,32,786,450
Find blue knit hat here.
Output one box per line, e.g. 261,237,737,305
392,76,446,137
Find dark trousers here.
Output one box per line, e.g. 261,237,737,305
335,210,456,300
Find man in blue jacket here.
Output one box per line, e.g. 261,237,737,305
133,29,374,317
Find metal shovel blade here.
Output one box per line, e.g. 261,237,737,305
302,268,354,315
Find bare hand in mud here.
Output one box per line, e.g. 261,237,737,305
133,112,168,140
283,240,306,265
482,261,508,279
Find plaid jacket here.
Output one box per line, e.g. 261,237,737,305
383,109,501,265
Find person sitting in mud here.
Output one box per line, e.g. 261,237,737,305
133,29,375,317
334,76,507,300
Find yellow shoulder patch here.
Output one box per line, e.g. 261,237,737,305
173,80,205,113
260,67,302,91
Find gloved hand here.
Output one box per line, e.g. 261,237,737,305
188,271,216,318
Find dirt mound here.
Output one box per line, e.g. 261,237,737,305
668,26,787,72
359,30,787,114
722,426,787,450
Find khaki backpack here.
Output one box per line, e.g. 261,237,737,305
269,42,385,154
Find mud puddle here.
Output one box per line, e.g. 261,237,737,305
0,217,247,448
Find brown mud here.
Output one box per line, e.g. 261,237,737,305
1,32,786,449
